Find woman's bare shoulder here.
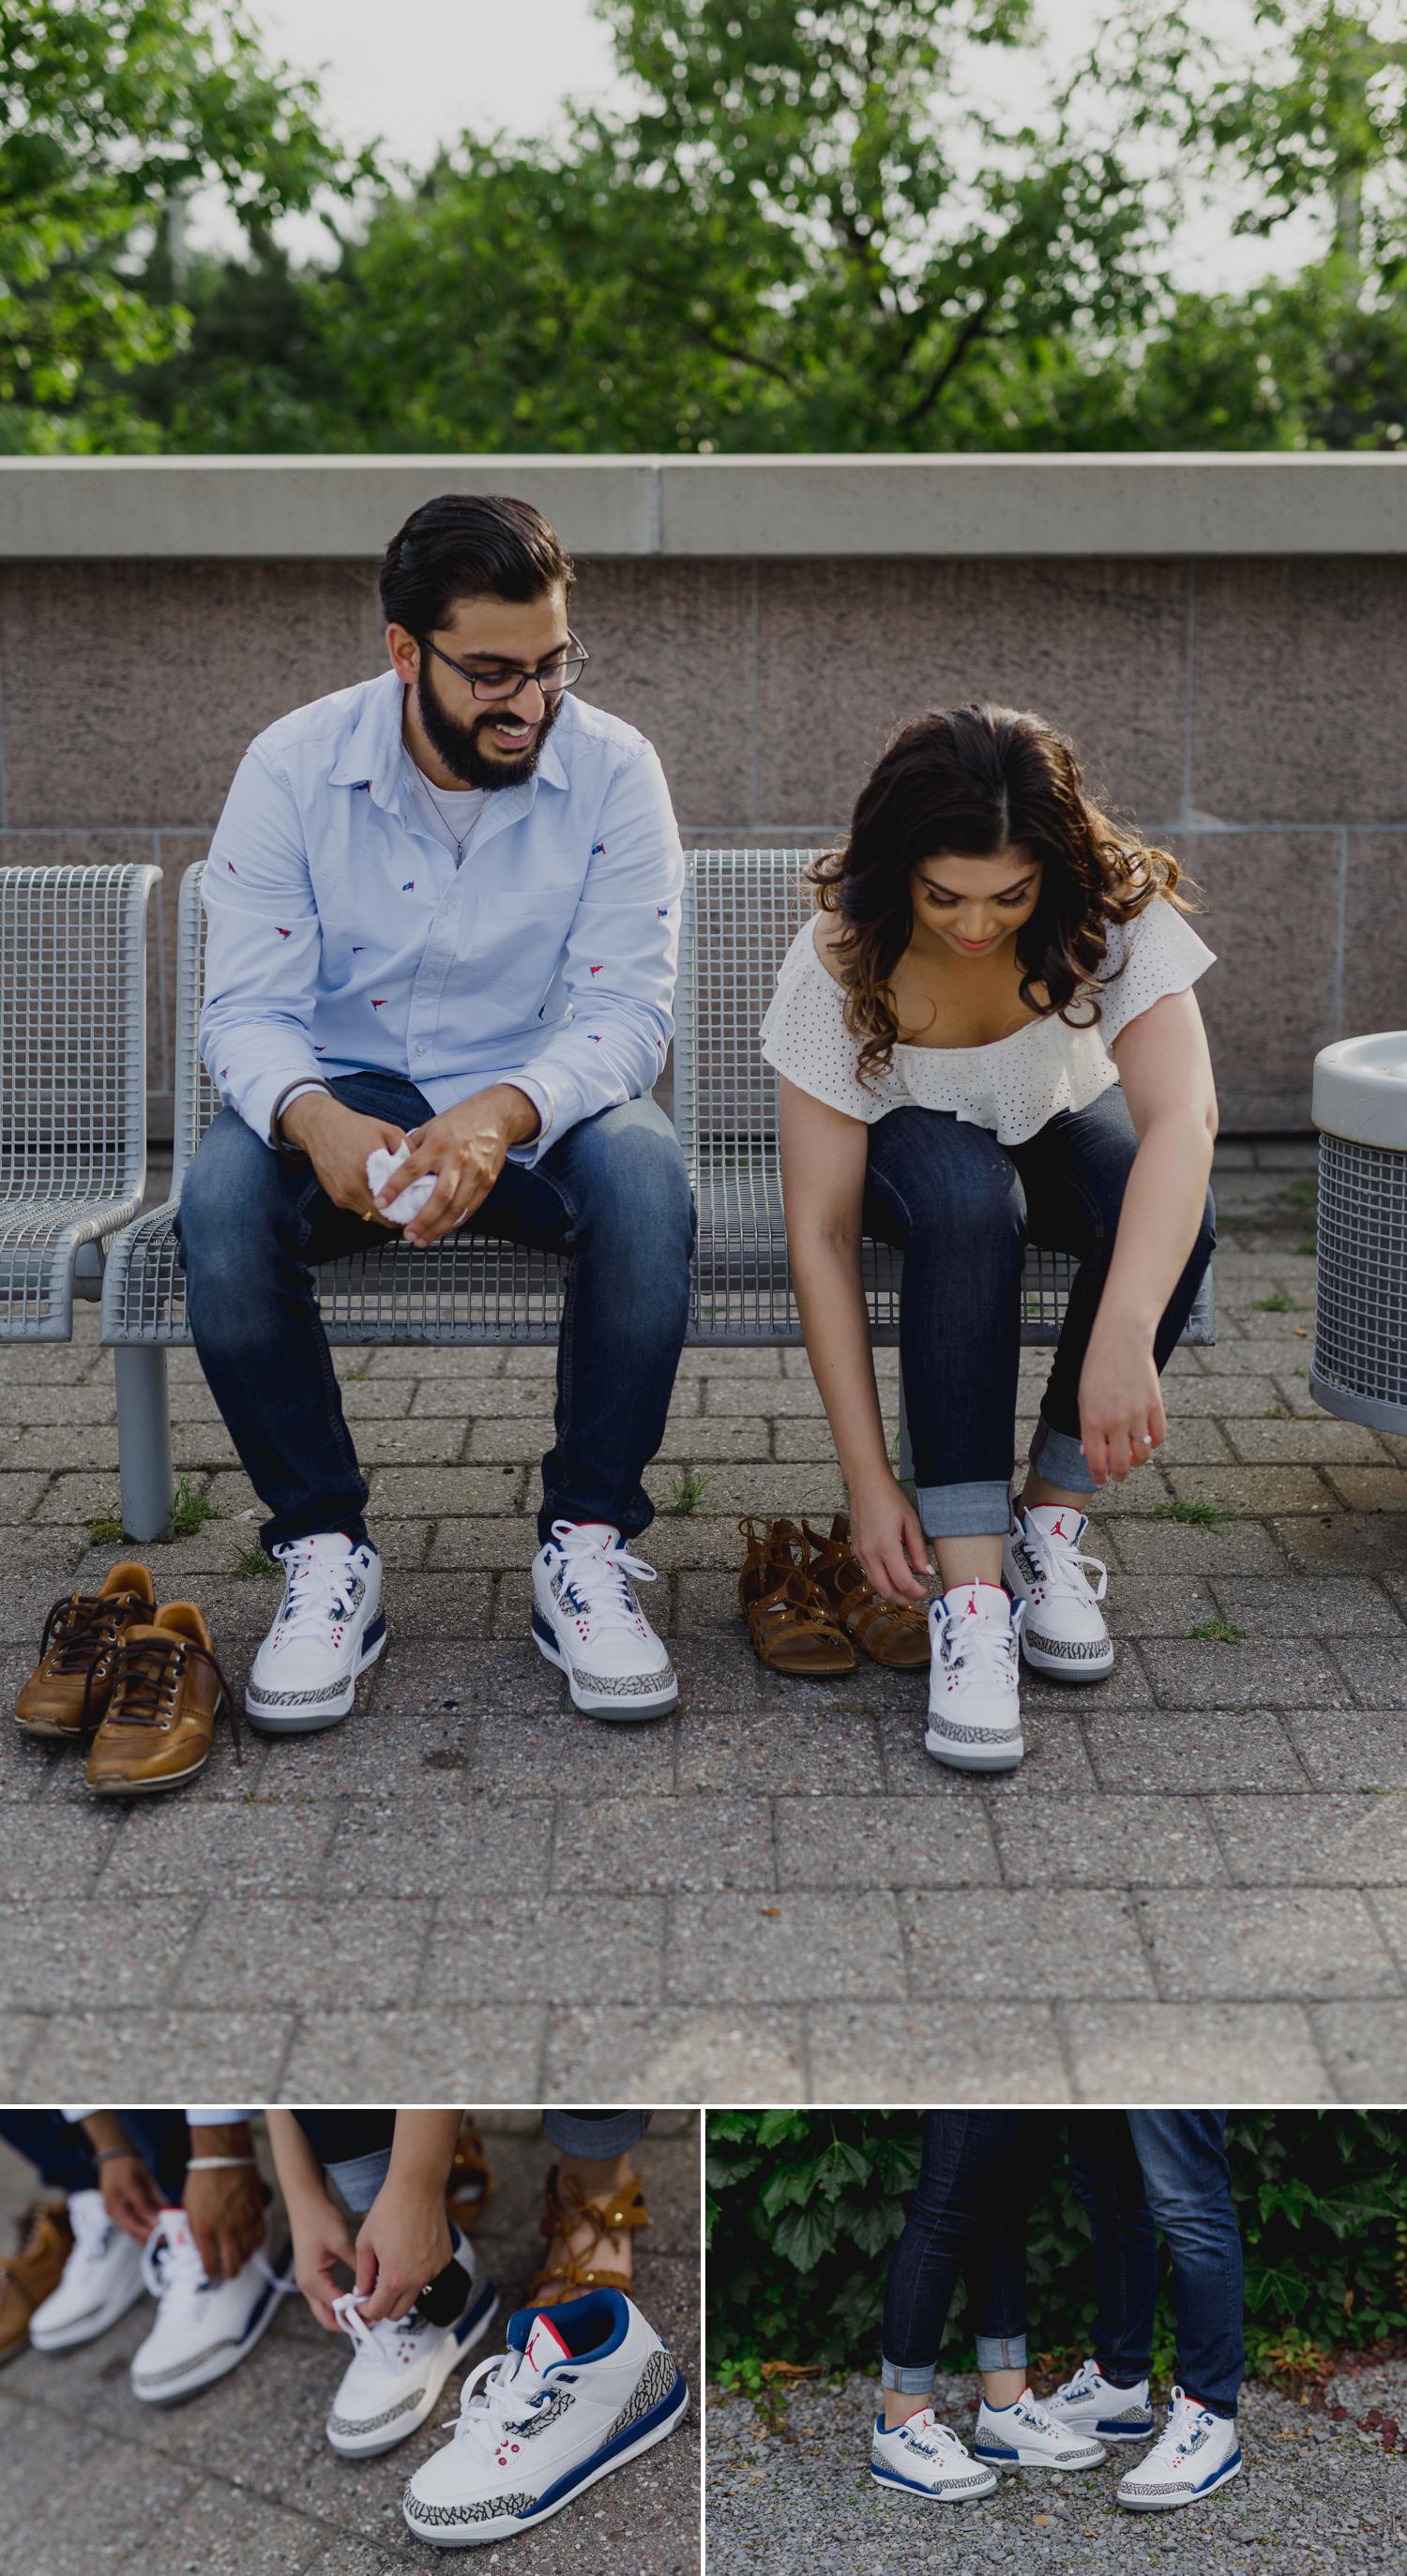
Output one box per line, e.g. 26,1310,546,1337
810,907,849,986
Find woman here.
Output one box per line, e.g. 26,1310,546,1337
764,702,1217,1770
872,2110,1104,2501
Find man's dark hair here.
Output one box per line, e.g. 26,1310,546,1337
379,494,574,635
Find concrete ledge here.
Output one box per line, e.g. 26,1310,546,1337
3,453,1406,558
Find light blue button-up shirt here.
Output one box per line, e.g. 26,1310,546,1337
199,669,684,1162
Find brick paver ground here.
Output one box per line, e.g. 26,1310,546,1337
3,1139,1406,2101
0,2115,700,2574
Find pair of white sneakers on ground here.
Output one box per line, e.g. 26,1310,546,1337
871,2357,1243,2513
27,2190,292,2400
924,1502,1114,1774
242,1520,677,1734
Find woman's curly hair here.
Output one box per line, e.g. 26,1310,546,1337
810,702,1200,1091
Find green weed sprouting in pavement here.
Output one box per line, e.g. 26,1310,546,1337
667,1468,710,1514
1189,1618,1245,1644
1154,1499,1225,1528
86,1476,220,1548
1254,1291,1301,1313
232,1543,280,1581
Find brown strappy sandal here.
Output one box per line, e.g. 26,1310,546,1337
529,2165,650,2305
737,1517,856,1675
445,2116,494,2233
802,1513,931,1669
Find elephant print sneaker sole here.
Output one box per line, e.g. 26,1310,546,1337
245,1533,385,1733
870,2407,998,2502
402,2287,688,2548
328,2232,499,2457
531,1522,677,1719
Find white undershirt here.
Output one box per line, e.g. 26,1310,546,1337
405,758,488,864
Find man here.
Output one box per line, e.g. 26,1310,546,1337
1045,2111,1245,2510
0,2108,291,2398
177,493,695,1736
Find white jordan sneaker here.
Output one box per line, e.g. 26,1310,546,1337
974,2388,1107,2471
245,1531,385,1732
1003,1505,1114,1680
1117,2387,1243,2510
27,2189,145,2351
925,1581,1024,1772
531,1520,677,1718
129,2209,292,2402
327,2230,499,2457
870,2406,998,2503
402,2288,688,2548
1044,2355,1154,2442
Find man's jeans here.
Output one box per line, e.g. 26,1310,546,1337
881,2111,1029,2391
863,1089,1217,1537
176,1074,696,1555
1067,2111,1245,2416
0,2110,189,2201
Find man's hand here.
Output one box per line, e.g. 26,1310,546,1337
184,2124,265,2282
98,2150,165,2245
378,1087,541,1249
289,2189,359,2330
280,1092,406,1223
354,2182,453,2325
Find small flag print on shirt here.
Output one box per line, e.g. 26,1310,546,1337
275,926,292,940
591,839,606,856
371,997,389,1009
401,881,416,893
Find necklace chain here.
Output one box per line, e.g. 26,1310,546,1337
407,755,479,859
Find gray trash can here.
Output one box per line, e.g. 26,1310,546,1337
1311,1032,1407,1435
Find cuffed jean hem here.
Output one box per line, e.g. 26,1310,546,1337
915,1479,1013,1539
881,2359,936,2394
976,2332,1028,2371
542,2111,651,2157
1026,1415,1097,1494
328,2147,393,2215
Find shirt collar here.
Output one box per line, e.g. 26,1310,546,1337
328,667,572,806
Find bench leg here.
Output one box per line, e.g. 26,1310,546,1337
113,1346,174,1543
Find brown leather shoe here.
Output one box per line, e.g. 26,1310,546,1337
15,1562,157,1740
0,2201,73,2365
84,1604,240,1798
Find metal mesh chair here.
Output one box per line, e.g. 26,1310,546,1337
105,849,1213,1538
1,864,160,1340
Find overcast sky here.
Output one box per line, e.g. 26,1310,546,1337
207,0,1314,289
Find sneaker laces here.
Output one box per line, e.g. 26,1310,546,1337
1018,1516,1108,1607
66,2192,113,2267
894,2408,966,2459
445,2345,566,2462
550,1520,657,1642
271,1538,363,1647
38,1589,142,1675
333,2288,431,2370
932,1597,1023,1689
87,1631,241,1764
1142,2388,1208,2468
1051,2357,1104,2404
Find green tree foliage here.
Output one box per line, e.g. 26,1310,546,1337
705,2109,1407,2380
0,0,372,449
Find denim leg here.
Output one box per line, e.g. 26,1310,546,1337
881,2112,1028,2388
118,2111,191,2205
543,2111,652,2157
176,1073,435,1554
1012,1090,1217,1490
469,1097,695,1545
1067,2112,1160,2385
0,2112,98,2195
863,1110,1027,1540
1126,2112,1244,2415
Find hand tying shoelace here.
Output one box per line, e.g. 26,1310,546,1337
333,2287,430,2363
140,2209,288,2306
550,1520,658,1643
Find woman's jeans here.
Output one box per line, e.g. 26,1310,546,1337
295,2109,653,2215
881,2112,1029,2391
1067,2111,1244,2416
176,1075,696,1556
863,1088,1217,1538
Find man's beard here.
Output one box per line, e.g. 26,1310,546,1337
415,652,563,790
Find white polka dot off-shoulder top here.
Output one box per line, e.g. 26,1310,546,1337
759,896,1216,1145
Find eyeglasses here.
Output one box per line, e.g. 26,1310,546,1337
419,631,590,703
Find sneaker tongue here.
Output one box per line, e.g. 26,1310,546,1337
521,2311,573,2384
565,1521,620,1550
944,1580,1010,1626
1025,1505,1087,1544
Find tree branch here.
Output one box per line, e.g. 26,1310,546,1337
900,293,998,423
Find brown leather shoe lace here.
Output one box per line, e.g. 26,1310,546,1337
36,1589,146,1680
85,1633,243,1763
529,2165,650,2302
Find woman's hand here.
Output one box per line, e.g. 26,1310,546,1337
848,1471,933,1605
1079,1325,1165,1485
354,2184,453,2325
289,2189,359,2330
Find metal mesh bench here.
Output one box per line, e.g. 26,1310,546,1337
103,849,1212,1538
1,864,161,1342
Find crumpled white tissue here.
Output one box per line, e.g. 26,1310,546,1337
366,1139,437,1226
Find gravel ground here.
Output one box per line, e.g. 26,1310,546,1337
705,2366,1406,2574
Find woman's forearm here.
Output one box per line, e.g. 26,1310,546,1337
265,2109,330,2215
790,1232,895,1488
1097,1110,1214,1342
386,2110,463,2198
